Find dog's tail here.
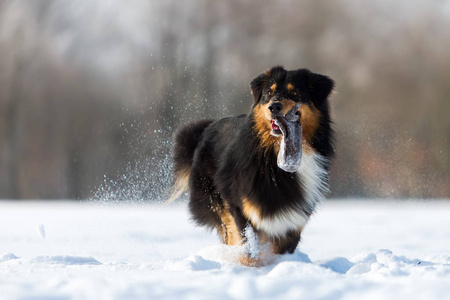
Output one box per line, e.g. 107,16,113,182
167,119,214,203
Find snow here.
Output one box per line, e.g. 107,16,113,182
1,199,449,300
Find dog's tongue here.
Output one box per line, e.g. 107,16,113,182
275,105,302,172
271,120,280,131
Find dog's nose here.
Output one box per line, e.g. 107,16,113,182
268,102,283,115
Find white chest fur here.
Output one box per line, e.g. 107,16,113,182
297,150,329,212
246,151,329,237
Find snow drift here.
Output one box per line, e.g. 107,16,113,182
0,200,449,300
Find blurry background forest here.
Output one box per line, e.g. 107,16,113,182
0,0,449,200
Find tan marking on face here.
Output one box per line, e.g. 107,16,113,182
278,99,297,116
252,103,281,152
299,103,321,146
270,83,277,92
218,201,242,246
287,83,295,91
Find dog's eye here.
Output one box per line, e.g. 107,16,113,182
267,90,274,96
291,91,298,96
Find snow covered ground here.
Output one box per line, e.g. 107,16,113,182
1,199,449,300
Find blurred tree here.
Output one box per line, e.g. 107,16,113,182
0,0,448,199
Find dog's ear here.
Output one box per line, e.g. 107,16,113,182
307,71,334,107
250,72,270,105
250,66,285,105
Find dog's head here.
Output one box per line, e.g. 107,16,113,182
250,66,334,149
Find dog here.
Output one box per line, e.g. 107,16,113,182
169,66,334,266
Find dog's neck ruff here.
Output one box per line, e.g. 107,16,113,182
246,150,329,238
297,150,329,213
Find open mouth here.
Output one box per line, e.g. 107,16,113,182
270,119,283,136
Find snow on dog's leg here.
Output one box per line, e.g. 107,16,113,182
239,225,263,267
244,225,260,259
275,104,302,172
238,226,277,267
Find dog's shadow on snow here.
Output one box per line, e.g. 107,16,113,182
276,251,355,274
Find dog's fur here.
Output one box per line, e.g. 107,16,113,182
170,66,334,266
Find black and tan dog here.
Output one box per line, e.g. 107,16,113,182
170,66,334,266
